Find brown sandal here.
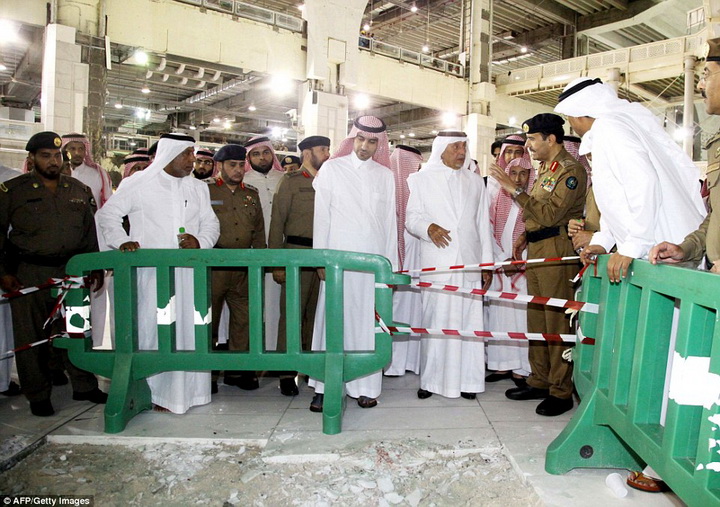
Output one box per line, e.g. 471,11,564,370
152,404,171,413
357,396,377,408
626,471,666,493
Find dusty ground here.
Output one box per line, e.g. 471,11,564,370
0,439,538,506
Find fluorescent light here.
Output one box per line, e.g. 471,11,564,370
400,134,406,139
354,94,370,110
0,63,7,72
363,23,371,31
114,102,123,109
442,112,457,127
270,75,294,96
410,4,418,13
508,116,517,125
408,132,415,137
133,50,148,65
248,105,257,112
141,85,150,94
189,125,197,130
422,44,429,53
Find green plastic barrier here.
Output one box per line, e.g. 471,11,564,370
546,256,720,506
53,249,409,435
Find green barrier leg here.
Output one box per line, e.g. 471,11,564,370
322,352,345,435
103,353,152,434
546,392,643,474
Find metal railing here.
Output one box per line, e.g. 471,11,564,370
175,0,304,33
359,36,464,77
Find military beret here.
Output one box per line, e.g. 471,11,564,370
522,113,565,141
25,131,62,153
298,135,331,152
707,38,720,62
280,155,301,167
214,144,246,162
196,149,215,159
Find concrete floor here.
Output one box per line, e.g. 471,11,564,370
0,373,682,506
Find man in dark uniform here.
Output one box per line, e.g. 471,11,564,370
268,136,330,396
208,144,266,392
650,37,720,274
0,131,107,416
489,114,586,417
280,155,301,173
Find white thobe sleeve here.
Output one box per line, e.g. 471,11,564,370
95,190,133,250
405,175,433,242
384,173,399,271
589,222,616,254
312,169,332,249
594,124,659,259
195,184,220,249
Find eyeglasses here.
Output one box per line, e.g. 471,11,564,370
196,160,214,165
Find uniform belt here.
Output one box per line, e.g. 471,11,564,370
286,236,313,247
526,226,560,243
20,254,73,267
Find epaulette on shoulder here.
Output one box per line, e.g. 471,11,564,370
244,182,258,192
559,157,581,169
705,132,720,150
2,173,33,192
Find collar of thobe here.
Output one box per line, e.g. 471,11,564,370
579,130,593,156
350,151,367,169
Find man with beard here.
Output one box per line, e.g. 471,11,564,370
193,149,217,182
0,131,107,416
268,135,330,396
208,144,266,392
61,133,113,208
244,136,285,352
96,133,219,414
489,113,586,417
307,117,397,412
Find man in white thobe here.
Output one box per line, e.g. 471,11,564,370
555,77,706,492
308,116,397,411
96,133,220,414
62,133,114,349
243,136,285,352
554,77,706,279
485,156,534,384
385,145,423,377
406,131,494,399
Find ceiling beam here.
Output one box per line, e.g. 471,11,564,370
508,0,577,26
577,0,662,34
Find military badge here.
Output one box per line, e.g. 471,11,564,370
522,123,529,133
54,136,62,147
540,176,557,192
566,176,578,190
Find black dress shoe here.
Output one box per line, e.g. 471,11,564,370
535,395,573,416
309,393,324,412
417,388,433,399
505,385,549,401
51,371,68,386
73,388,108,404
279,378,299,396
30,400,55,417
512,376,528,388
1,381,21,396
211,381,218,394
485,371,513,383
357,396,377,408
226,374,260,390
460,392,477,400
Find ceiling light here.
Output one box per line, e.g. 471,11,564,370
0,20,20,44
422,44,429,53
213,117,221,123
508,116,517,125
129,141,137,146
410,3,418,13
135,109,145,119
297,3,305,10
189,125,197,130
114,102,123,109
408,132,415,137
400,134,406,139
248,105,257,112
270,74,294,96
223,121,232,129
520,46,528,53
133,50,149,65
442,112,458,127
0,63,7,72
141,85,150,94
354,94,370,110
363,23,371,31
431,129,438,134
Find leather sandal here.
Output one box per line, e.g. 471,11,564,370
357,396,377,408
309,393,324,413
626,471,667,493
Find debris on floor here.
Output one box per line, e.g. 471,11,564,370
0,439,538,505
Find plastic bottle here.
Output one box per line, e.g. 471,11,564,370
178,227,186,247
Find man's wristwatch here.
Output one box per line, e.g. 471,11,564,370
513,187,524,198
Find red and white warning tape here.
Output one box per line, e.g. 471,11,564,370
0,331,91,361
0,276,86,301
411,282,598,314
397,256,581,275
376,325,594,345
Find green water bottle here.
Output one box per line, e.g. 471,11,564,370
178,227,185,247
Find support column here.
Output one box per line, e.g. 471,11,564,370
683,55,696,158
40,24,89,134
299,86,349,150
85,46,107,163
466,0,495,173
